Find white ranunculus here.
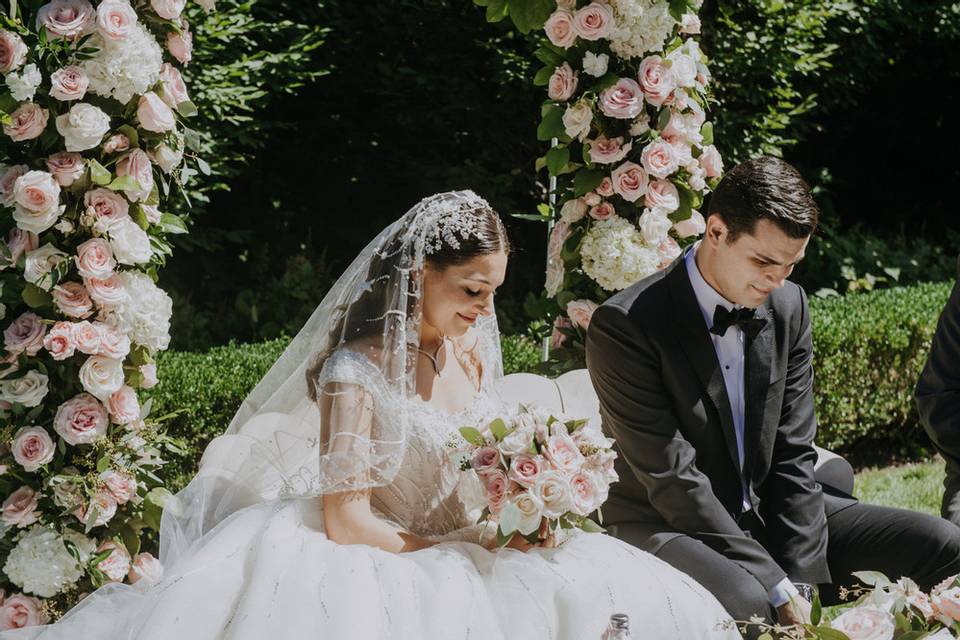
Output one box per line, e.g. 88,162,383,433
3,525,84,597
5,63,42,101
0,370,49,408
78,355,125,401
108,217,152,265
581,51,609,77
23,243,69,290
55,103,110,152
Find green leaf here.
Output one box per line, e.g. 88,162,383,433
160,212,189,234
496,526,513,548
499,501,521,535
668,0,688,21
657,107,672,131
21,283,52,309
195,157,211,175
537,105,565,141
573,168,605,196
533,65,554,87
579,518,605,533
488,418,508,441
701,121,714,146
117,124,139,147
534,46,564,67
106,175,140,192
176,100,198,118
119,525,141,557
545,145,570,176
564,418,587,433
585,72,618,94
96,455,110,472
507,0,554,33
851,570,892,587
810,591,822,626
806,627,853,640
130,203,149,229
88,159,112,186
459,426,486,446
484,0,508,22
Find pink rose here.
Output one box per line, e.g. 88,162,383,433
115,149,154,202
74,488,117,528
483,469,512,514
12,426,55,472
637,55,675,108
674,209,705,238
52,281,95,319
699,144,723,178
573,2,613,41
43,321,76,360
4,312,46,356
566,299,598,330
680,13,701,34
508,454,544,489
0,30,28,73
658,237,682,267
3,103,49,142
645,178,680,213
599,78,645,120
84,188,130,227
36,0,95,40
137,92,176,133
641,141,679,179
71,320,101,355
166,20,193,64
129,552,163,589
830,606,896,640
544,10,576,49
46,152,85,186
570,471,600,515
96,0,138,41
100,468,137,503
102,133,130,154
49,65,89,101
84,274,126,308
5,229,38,265
0,593,47,630
96,322,131,360
470,446,500,475
0,165,29,206
139,363,158,389
583,192,601,207
588,136,632,165
94,540,130,581
1,486,40,528
596,177,614,197
75,238,116,280
589,201,615,220
544,433,585,472
107,385,139,425
550,315,572,349
547,62,578,102
13,170,60,214
934,587,960,623
158,63,189,107
610,161,649,203
150,0,186,20
54,392,108,445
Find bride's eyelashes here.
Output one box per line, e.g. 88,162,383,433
464,287,483,297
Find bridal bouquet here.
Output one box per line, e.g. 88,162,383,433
454,404,617,546
0,0,213,627
741,572,960,640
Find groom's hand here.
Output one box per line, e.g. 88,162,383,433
776,595,812,627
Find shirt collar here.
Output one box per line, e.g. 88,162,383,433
684,242,740,330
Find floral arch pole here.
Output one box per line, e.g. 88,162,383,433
477,0,723,369
0,0,211,627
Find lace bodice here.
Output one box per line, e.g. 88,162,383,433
318,347,503,539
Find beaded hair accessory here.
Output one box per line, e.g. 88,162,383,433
411,190,494,259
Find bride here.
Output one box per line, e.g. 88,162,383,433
1,191,737,639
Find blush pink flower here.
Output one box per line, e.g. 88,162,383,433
3,103,49,142
508,454,544,489
596,177,614,197
94,539,130,581
674,210,705,239
588,136,632,165
115,149,154,202
0,30,28,72
483,469,512,514
100,468,137,504
52,281,95,319
544,433,585,472
49,65,89,101
84,188,130,227
640,141,679,179
4,312,46,356
54,392,108,445
637,55,675,108
43,321,77,360
470,446,500,475
1,486,41,528
128,552,163,589
544,10,576,49
547,62,578,102
590,201,615,220
0,593,47,630
566,299,599,330
11,426,55,472
96,0,138,41
166,20,193,64
699,144,724,178
75,237,116,280
572,2,613,41
46,152,85,186
645,178,680,214
36,0,95,41
599,78,644,120
0,165,29,206
139,363,158,389
84,274,127,308
137,92,176,133
158,63,189,107
107,385,140,425
95,322,131,360
610,161,649,203
71,320,101,355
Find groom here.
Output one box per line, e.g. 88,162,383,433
585,156,960,632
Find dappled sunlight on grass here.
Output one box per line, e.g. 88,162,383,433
853,458,945,515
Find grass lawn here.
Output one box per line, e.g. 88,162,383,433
853,457,946,515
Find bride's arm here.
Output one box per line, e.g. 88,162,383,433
322,491,435,553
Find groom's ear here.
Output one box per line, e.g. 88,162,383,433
704,213,728,247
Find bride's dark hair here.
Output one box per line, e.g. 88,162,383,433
305,201,510,402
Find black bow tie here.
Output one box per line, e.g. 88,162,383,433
710,305,766,339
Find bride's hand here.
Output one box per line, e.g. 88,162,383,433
501,520,556,552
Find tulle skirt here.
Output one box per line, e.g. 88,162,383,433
0,496,737,639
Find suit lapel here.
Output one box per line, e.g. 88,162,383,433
743,304,773,483
665,257,742,476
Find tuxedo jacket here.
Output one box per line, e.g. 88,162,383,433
585,253,856,591
916,257,960,462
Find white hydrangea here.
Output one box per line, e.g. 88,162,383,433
80,24,163,104
5,63,42,101
4,525,84,597
608,0,678,59
580,216,661,291
116,271,172,353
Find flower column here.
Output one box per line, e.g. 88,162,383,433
0,0,211,627
535,0,723,367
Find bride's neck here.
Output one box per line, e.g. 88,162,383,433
419,322,445,352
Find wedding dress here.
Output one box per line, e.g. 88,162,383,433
0,191,737,639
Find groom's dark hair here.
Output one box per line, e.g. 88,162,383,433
708,156,819,241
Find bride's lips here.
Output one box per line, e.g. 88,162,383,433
457,313,477,323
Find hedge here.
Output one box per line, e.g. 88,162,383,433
149,282,952,490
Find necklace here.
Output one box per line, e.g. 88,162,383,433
417,337,446,376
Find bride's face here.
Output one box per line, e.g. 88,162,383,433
422,251,508,338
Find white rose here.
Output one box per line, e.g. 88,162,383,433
23,243,69,290
499,423,536,457
55,103,110,152
78,355,124,401
129,552,163,591
149,140,183,174
510,492,544,536
108,217,152,265
0,370,49,408
535,470,575,519
582,51,609,78
562,100,592,142
639,209,672,245
667,51,698,88
5,63,42,101
11,426,55,472
559,198,587,223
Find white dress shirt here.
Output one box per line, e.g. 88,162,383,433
685,244,799,608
